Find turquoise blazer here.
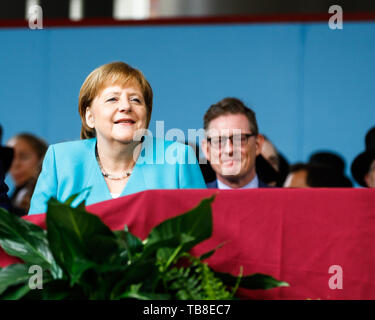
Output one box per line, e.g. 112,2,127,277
28,136,206,215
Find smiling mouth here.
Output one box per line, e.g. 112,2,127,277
222,158,243,166
114,119,135,125
221,158,241,163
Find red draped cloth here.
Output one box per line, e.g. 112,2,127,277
1,188,374,300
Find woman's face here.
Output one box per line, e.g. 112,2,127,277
7,138,40,187
86,83,148,145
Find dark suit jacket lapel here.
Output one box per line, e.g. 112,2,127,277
206,180,218,188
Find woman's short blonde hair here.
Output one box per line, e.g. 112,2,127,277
78,61,153,139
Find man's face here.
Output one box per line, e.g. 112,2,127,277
202,113,262,184
365,159,375,188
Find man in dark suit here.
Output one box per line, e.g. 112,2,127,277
201,97,269,189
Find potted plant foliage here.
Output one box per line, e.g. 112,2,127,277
0,195,288,299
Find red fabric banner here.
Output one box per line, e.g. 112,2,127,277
1,188,374,300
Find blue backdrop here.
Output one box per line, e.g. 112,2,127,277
1,21,374,185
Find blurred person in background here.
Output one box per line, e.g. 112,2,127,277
260,135,289,187
283,163,309,188
351,126,375,188
308,152,352,187
284,152,352,188
0,125,14,211
255,153,279,187
29,61,205,215
261,135,279,172
6,133,48,216
276,153,290,187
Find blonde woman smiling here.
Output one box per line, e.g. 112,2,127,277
29,62,205,214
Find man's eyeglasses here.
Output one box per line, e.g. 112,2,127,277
207,133,257,148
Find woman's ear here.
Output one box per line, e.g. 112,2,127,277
85,107,95,129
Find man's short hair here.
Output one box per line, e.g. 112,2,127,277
203,97,259,135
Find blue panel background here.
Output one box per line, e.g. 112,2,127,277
0,22,374,187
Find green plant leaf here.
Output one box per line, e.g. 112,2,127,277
143,196,215,258
198,249,216,261
0,195,290,300
0,264,30,296
64,193,81,207
215,271,289,290
76,200,86,210
46,198,120,285
115,227,143,263
163,254,233,300
36,280,78,300
0,208,62,278
0,272,54,300
124,227,143,255
110,257,158,299
118,284,171,300
198,242,227,261
156,247,175,262
0,282,32,300
64,187,91,207
120,292,171,300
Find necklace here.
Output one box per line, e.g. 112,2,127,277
95,146,132,180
